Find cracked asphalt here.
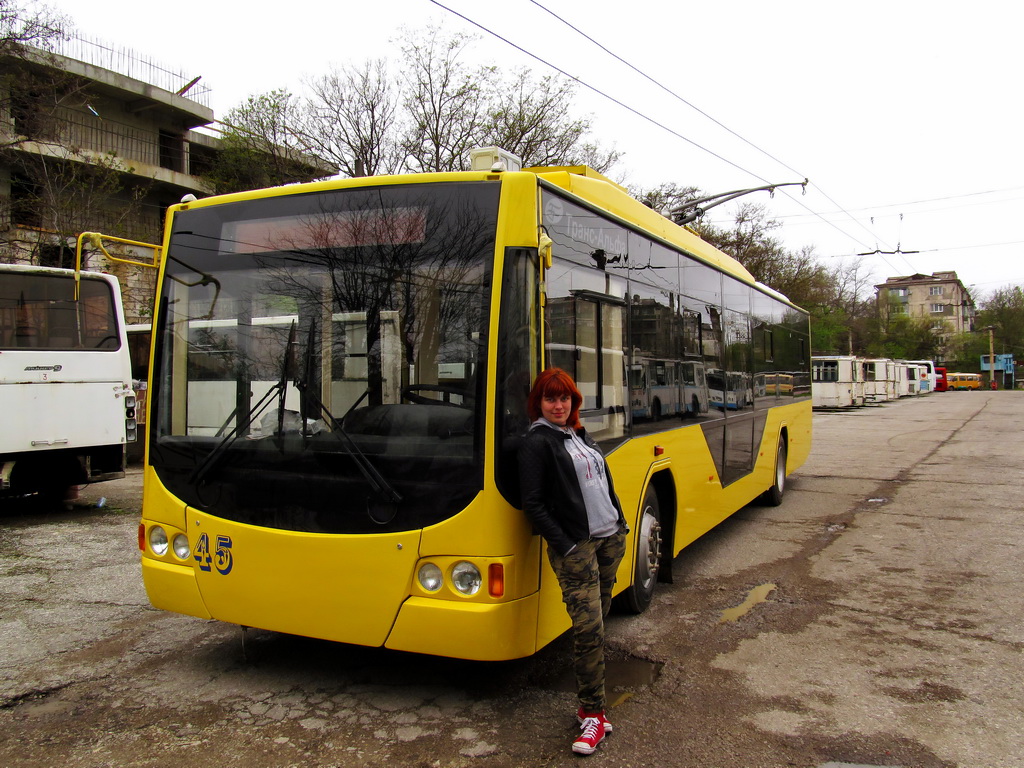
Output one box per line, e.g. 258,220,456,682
1,391,1021,767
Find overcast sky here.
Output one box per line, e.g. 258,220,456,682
62,0,1024,298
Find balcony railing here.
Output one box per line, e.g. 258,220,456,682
52,33,212,109
17,107,205,179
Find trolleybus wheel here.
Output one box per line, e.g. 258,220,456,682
617,484,662,614
760,438,787,507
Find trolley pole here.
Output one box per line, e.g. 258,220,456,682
984,325,997,389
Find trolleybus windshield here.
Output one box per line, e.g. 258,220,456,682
149,182,499,534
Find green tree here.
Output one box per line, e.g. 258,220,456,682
978,284,1024,360
864,296,942,360
204,90,332,194
943,330,989,372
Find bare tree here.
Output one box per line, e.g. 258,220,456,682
399,27,494,173
299,60,404,177
215,26,619,182
2,148,148,268
630,182,700,215
0,0,78,152
481,68,609,169
0,0,65,56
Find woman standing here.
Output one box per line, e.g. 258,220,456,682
517,368,627,756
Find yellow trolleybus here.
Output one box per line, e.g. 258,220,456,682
133,151,812,660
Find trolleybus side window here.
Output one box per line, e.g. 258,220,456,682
542,191,627,446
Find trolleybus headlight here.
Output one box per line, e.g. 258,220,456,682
149,526,169,556
417,563,443,592
172,533,190,560
451,561,482,596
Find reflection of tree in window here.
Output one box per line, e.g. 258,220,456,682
204,186,495,409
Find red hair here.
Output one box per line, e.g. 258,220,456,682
526,367,583,429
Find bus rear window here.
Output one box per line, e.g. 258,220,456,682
0,273,119,350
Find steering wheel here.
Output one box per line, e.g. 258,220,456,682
401,384,474,408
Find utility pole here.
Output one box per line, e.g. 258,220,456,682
984,325,997,389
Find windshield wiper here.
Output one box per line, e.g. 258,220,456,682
293,318,403,506
188,318,403,516
188,321,298,485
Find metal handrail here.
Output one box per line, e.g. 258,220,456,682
74,231,161,298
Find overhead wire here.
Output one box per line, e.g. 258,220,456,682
527,0,804,180
427,0,895,266
425,0,765,183
524,0,896,257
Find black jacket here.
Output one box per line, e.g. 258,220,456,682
517,422,626,556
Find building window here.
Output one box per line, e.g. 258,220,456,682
930,303,946,313
10,173,42,229
37,244,72,269
892,304,907,314
10,85,58,141
930,285,944,296
159,130,184,172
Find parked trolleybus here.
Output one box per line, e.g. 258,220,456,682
0,263,136,500
126,150,812,660
862,358,896,403
629,356,708,421
904,360,936,393
811,355,864,408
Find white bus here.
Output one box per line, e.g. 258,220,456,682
0,264,136,501
862,358,897,403
903,359,936,393
629,357,708,421
811,355,864,408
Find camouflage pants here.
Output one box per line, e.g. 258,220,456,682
547,530,627,714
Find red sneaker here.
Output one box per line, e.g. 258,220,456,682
576,708,613,733
572,715,606,755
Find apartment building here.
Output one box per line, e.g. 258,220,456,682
0,35,332,323
875,271,976,357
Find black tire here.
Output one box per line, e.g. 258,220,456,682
617,484,662,614
760,438,787,506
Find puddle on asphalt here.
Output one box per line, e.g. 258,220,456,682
608,657,663,690
547,657,663,698
719,583,776,623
